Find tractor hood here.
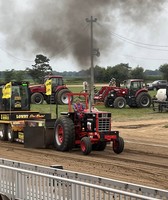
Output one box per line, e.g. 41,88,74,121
29,84,45,93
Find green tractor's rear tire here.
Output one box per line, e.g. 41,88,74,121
113,137,124,154
54,117,75,151
80,137,92,155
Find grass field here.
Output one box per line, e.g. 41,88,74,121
31,86,168,122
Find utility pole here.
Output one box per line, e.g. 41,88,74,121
86,16,98,111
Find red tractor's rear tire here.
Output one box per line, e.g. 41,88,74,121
136,92,151,108
31,92,44,104
114,97,126,109
80,137,92,155
54,117,75,151
57,89,71,105
113,137,124,154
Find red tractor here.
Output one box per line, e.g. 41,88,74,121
94,85,118,103
104,79,151,108
54,92,124,155
29,75,71,105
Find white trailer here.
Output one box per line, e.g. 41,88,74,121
152,87,168,112
0,158,167,200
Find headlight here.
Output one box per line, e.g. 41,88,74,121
87,122,92,130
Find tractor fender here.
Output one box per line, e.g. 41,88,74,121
135,88,148,97
53,85,68,93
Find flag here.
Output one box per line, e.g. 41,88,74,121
45,79,52,95
2,82,12,99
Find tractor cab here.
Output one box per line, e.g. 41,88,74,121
124,79,149,102
44,75,65,90
124,79,144,95
0,82,30,111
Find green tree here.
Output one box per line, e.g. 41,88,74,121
104,66,113,83
109,63,131,86
159,64,168,81
4,69,15,82
26,54,52,83
130,66,145,79
94,65,106,83
14,70,26,82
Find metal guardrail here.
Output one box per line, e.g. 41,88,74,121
0,158,168,200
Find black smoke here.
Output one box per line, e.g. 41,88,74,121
0,0,166,67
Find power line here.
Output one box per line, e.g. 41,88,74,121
0,47,33,62
123,54,168,61
96,21,168,51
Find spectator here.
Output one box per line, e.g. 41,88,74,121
109,78,116,86
83,81,88,93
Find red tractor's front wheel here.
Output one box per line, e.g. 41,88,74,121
31,92,44,104
114,97,126,109
80,137,92,155
113,137,124,154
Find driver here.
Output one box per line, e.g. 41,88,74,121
73,98,85,113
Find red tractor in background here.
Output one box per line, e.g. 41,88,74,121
54,92,124,155
29,75,71,105
104,79,151,108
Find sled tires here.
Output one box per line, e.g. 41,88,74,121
0,124,8,141
7,125,17,143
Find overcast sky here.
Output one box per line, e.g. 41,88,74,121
0,0,168,72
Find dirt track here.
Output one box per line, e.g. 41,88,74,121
0,118,168,190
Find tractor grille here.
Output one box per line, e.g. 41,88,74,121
98,113,111,132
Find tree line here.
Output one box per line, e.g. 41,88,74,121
0,54,168,84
